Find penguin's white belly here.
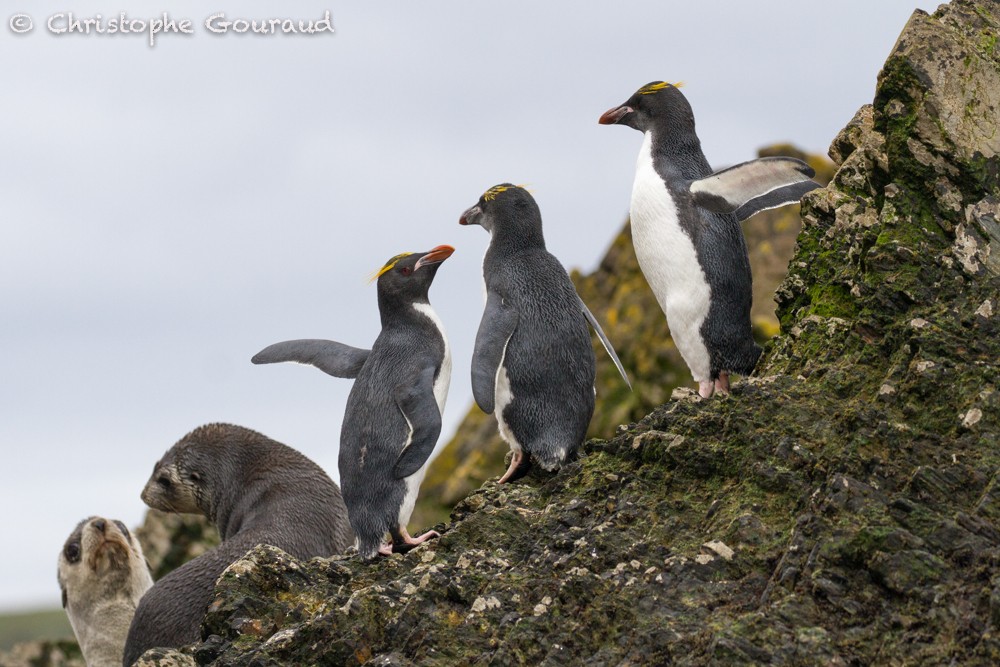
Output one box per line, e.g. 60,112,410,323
413,303,452,412
398,303,452,528
481,250,520,454
630,131,712,381
492,334,523,456
399,458,426,528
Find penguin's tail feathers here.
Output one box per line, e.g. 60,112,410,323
716,340,763,379
532,438,581,473
358,538,381,562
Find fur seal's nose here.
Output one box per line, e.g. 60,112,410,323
93,519,106,533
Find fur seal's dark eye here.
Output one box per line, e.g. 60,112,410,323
157,475,171,488
64,542,81,564
401,266,412,276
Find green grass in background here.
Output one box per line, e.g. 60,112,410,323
0,608,73,651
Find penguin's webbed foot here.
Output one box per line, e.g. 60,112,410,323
714,372,730,396
698,380,715,399
498,449,531,484
697,372,731,398
388,527,440,554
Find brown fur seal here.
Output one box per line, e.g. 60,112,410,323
123,423,353,665
58,516,154,667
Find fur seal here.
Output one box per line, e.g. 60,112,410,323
58,516,154,667
123,423,353,665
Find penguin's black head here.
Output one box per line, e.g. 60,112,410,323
459,184,545,247
374,245,454,304
599,81,695,136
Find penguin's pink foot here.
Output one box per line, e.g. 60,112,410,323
498,449,527,484
698,380,715,398
714,372,730,395
405,529,440,546
378,543,394,556
389,527,440,554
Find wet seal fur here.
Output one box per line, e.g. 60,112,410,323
58,516,154,667
123,423,353,665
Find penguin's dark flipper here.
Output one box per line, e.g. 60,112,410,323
579,297,631,389
471,290,519,414
689,156,821,222
391,366,443,479
251,339,370,378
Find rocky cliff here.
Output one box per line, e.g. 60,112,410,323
6,2,998,666
130,2,1000,665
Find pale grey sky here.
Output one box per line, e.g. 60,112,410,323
1,1,937,611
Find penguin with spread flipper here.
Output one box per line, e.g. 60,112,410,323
253,246,454,560
600,81,820,397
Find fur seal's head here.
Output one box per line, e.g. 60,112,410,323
141,435,206,515
57,516,154,663
58,517,150,605
141,423,274,520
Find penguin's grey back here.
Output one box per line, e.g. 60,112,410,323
338,307,446,557
486,245,595,464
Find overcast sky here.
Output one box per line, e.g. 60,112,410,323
0,1,938,613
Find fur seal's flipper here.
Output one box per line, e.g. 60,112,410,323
689,156,820,221
251,339,370,378
392,365,444,479
579,296,631,389
471,290,519,414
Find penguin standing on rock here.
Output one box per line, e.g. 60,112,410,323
460,184,629,483
600,81,820,397
252,245,454,560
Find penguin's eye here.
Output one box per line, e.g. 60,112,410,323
64,542,81,564
400,266,412,276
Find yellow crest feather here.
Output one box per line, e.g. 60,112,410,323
368,252,413,283
481,183,531,201
482,184,512,201
639,81,684,95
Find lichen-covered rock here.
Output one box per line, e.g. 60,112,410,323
132,2,1000,665
133,647,197,667
137,509,220,580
